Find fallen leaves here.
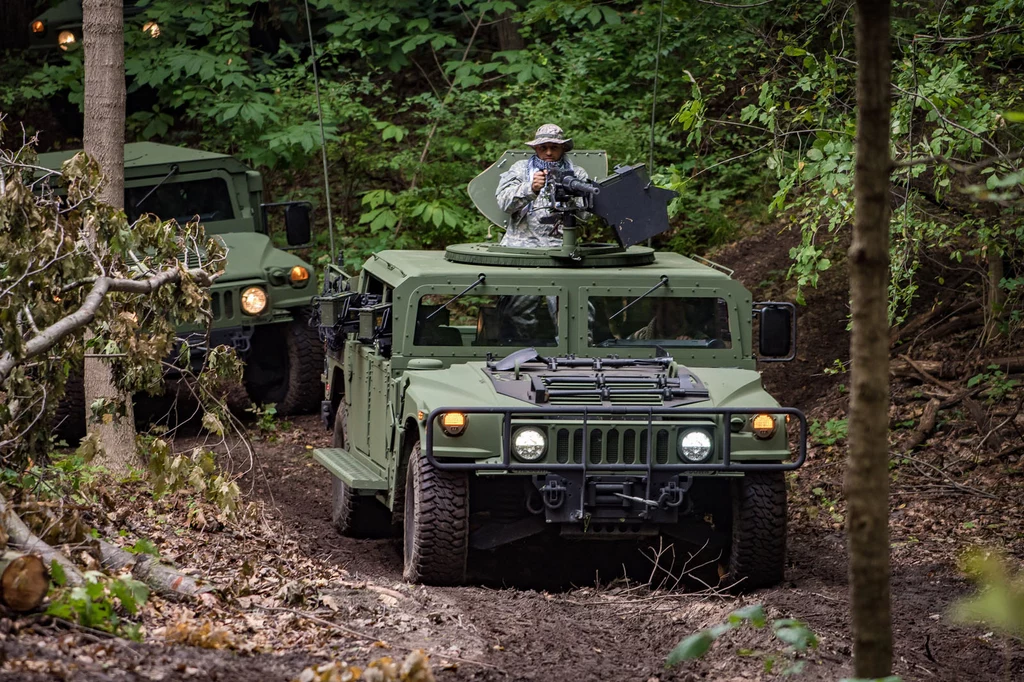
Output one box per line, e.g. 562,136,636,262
292,651,435,682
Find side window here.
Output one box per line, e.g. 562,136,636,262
414,294,560,347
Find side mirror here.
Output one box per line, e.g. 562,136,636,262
285,203,312,246
756,303,795,361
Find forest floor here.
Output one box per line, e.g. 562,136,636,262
2,226,1023,681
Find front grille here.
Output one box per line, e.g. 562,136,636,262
553,426,671,465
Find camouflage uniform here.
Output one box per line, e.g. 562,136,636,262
495,158,590,248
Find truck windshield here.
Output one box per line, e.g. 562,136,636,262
415,294,560,348
125,178,234,225
588,296,732,349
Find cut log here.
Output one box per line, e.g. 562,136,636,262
0,494,83,587
919,311,985,342
890,358,959,381
97,539,217,602
979,356,1024,374
0,551,48,612
901,398,941,454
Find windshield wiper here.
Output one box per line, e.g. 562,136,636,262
609,275,669,321
133,164,179,210
426,273,486,320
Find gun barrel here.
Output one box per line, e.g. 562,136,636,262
562,177,600,195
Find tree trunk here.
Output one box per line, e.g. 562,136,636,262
846,0,894,678
83,0,137,475
0,551,48,612
495,10,525,52
97,539,218,602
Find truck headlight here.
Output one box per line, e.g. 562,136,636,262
142,21,160,38
58,30,76,50
678,429,713,463
240,286,268,315
512,427,546,462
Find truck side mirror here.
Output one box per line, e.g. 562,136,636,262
285,203,312,246
756,303,796,361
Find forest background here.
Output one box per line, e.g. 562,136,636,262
1,0,1021,326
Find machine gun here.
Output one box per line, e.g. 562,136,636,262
537,166,601,229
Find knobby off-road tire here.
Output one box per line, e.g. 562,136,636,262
330,406,391,538
245,309,324,416
53,371,86,446
726,471,787,592
402,442,469,585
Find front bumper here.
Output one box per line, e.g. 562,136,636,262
424,406,807,525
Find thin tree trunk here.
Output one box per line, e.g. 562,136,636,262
846,0,894,678
495,9,525,51
83,0,137,475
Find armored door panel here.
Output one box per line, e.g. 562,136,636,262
345,343,372,454
367,356,391,464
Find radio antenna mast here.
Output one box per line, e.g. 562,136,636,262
647,0,666,174
303,0,336,262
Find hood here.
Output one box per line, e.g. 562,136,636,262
214,233,310,282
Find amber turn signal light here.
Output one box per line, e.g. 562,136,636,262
31,20,45,34
752,413,776,439
289,265,310,283
440,412,467,437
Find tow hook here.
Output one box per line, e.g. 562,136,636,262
657,481,686,508
540,476,568,509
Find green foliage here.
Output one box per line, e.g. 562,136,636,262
142,437,240,517
966,364,1020,403
951,548,1024,638
47,569,150,640
666,604,818,675
248,402,290,438
809,418,848,446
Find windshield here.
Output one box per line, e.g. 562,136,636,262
125,178,235,224
589,296,732,349
415,294,560,348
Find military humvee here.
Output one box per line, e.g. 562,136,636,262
313,151,806,590
37,142,323,430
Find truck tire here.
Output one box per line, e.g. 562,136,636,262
402,442,468,585
53,371,86,446
726,471,787,592
245,310,324,416
329,406,390,537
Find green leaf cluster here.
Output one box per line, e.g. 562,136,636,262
47,567,150,641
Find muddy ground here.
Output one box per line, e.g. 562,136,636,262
2,224,1022,681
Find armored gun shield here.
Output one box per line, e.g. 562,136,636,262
591,164,677,248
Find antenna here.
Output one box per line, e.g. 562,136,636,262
647,0,666,173
303,0,336,263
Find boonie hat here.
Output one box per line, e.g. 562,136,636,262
525,124,574,152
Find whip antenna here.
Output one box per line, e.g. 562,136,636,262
303,0,336,262
647,0,666,173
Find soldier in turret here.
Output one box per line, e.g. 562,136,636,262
495,124,591,248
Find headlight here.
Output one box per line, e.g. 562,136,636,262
142,21,160,38
240,286,268,315
289,265,310,284
58,30,76,50
752,414,777,439
440,412,467,437
678,429,713,463
512,427,546,462
31,20,45,35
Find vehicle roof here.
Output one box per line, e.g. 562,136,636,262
36,142,251,178
365,248,735,286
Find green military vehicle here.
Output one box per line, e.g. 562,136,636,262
313,151,806,590
37,142,323,432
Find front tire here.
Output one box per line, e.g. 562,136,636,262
402,442,469,585
245,310,324,415
725,471,787,592
329,405,390,537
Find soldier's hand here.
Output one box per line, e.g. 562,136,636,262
531,171,546,193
